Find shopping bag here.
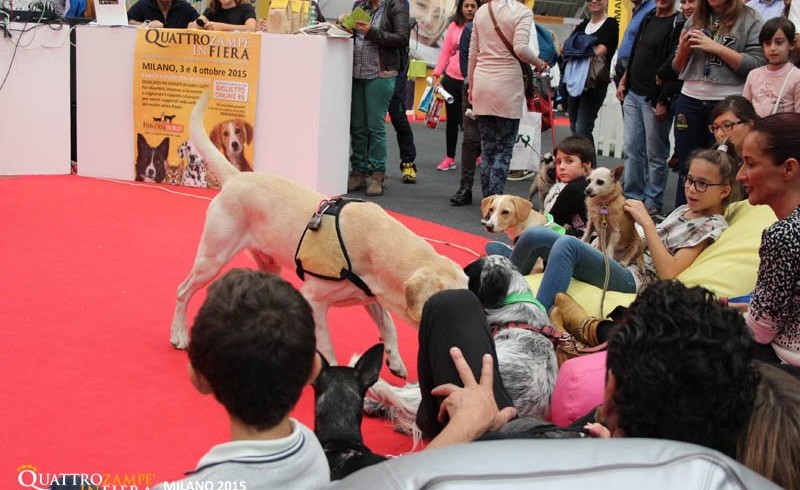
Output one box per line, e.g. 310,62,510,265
509,100,541,172
425,96,445,129
417,85,433,113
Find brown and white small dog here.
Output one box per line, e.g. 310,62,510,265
582,165,644,267
482,195,547,241
210,119,253,172
481,195,548,272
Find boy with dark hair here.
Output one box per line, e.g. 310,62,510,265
156,269,329,489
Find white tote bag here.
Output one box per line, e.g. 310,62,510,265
509,102,542,172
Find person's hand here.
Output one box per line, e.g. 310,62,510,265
654,101,669,119
584,422,611,438
430,348,517,441
257,18,268,31
536,61,550,73
468,87,473,104
615,83,626,102
623,199,654,228
203,21,218,30
676,29,692,56
354,20,371,35
148,20,164,28
687,29,720,55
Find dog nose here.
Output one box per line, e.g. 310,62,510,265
231,142,240,151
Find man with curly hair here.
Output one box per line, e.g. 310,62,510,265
426,281,758,457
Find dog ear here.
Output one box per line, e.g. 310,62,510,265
612,164,625,182
404,268,446,323
242,121,254,144
157,137,170,158
463,258,484,295
355,343,384,390
480,196,496,219
209,124,222,148
511,196,532,222
137,133,148,153
478,265,511,308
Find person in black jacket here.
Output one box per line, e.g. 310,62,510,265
345,0,410,196
616,0,684,217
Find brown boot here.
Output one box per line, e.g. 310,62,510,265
366,171,385,196
554,293,602,347
348,171,367,192
549,306,582,366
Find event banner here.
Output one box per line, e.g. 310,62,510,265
132,29,261,188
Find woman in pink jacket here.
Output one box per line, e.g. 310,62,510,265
432,0,479,171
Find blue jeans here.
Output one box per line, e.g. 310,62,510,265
350,76,396,173
567,84,607,152
387,70,417,164
673,94,716,207
622,91,673,211
508,227,637,311
477,115,520,197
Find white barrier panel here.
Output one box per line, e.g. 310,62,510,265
76,26,353,196
0,23,71,175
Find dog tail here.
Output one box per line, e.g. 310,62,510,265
190,91,239,186
364,379,423,450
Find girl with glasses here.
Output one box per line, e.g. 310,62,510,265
499,143,740,313
709,95,760,157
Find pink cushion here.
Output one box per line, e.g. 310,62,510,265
550,352,607,427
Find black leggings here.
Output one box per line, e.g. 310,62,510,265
441,74,464,158
415,289,514,440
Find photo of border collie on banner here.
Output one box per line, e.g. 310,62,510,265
133,29,261,188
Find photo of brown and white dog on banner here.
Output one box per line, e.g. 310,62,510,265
169,92,468,377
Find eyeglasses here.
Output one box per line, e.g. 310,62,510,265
684,176,726,193
585,0,602,3
708,120,744,133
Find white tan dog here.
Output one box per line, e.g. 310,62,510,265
582,166,645,267
170,93,468,378
482,195,548,241
482,195,549,272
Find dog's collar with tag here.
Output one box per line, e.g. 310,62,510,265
501,291,546,313
599,205,609,215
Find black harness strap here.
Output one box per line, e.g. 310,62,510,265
294,197,374,297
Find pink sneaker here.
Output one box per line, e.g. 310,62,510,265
476,156,482,166
437,156,456,171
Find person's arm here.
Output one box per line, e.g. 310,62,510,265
512,11,544,69
468,19,479,100
742,70,754,102
594,18,619,58
624,200,713,279
684,13,764,75
364,0,410,49
432,22,457,79
549,178,586,228
426,348,517,450
744,226,800,344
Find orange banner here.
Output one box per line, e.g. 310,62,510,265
132,29,261,187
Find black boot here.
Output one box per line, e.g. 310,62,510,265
450,186,472,206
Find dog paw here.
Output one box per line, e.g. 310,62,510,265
170,334,189,350
386,359,408,380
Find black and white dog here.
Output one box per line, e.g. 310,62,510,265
314,343,387,480
365,256,558,439
464,255,558,419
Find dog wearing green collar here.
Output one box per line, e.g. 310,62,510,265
464,256,558,420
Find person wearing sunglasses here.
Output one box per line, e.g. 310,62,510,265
709,95,760,157
670,0,765,208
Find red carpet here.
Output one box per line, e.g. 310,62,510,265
0,175,488,484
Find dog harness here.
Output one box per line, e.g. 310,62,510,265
294,197,374,297
490,291,570,347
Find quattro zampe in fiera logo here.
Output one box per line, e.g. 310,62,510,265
16,464,156,490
